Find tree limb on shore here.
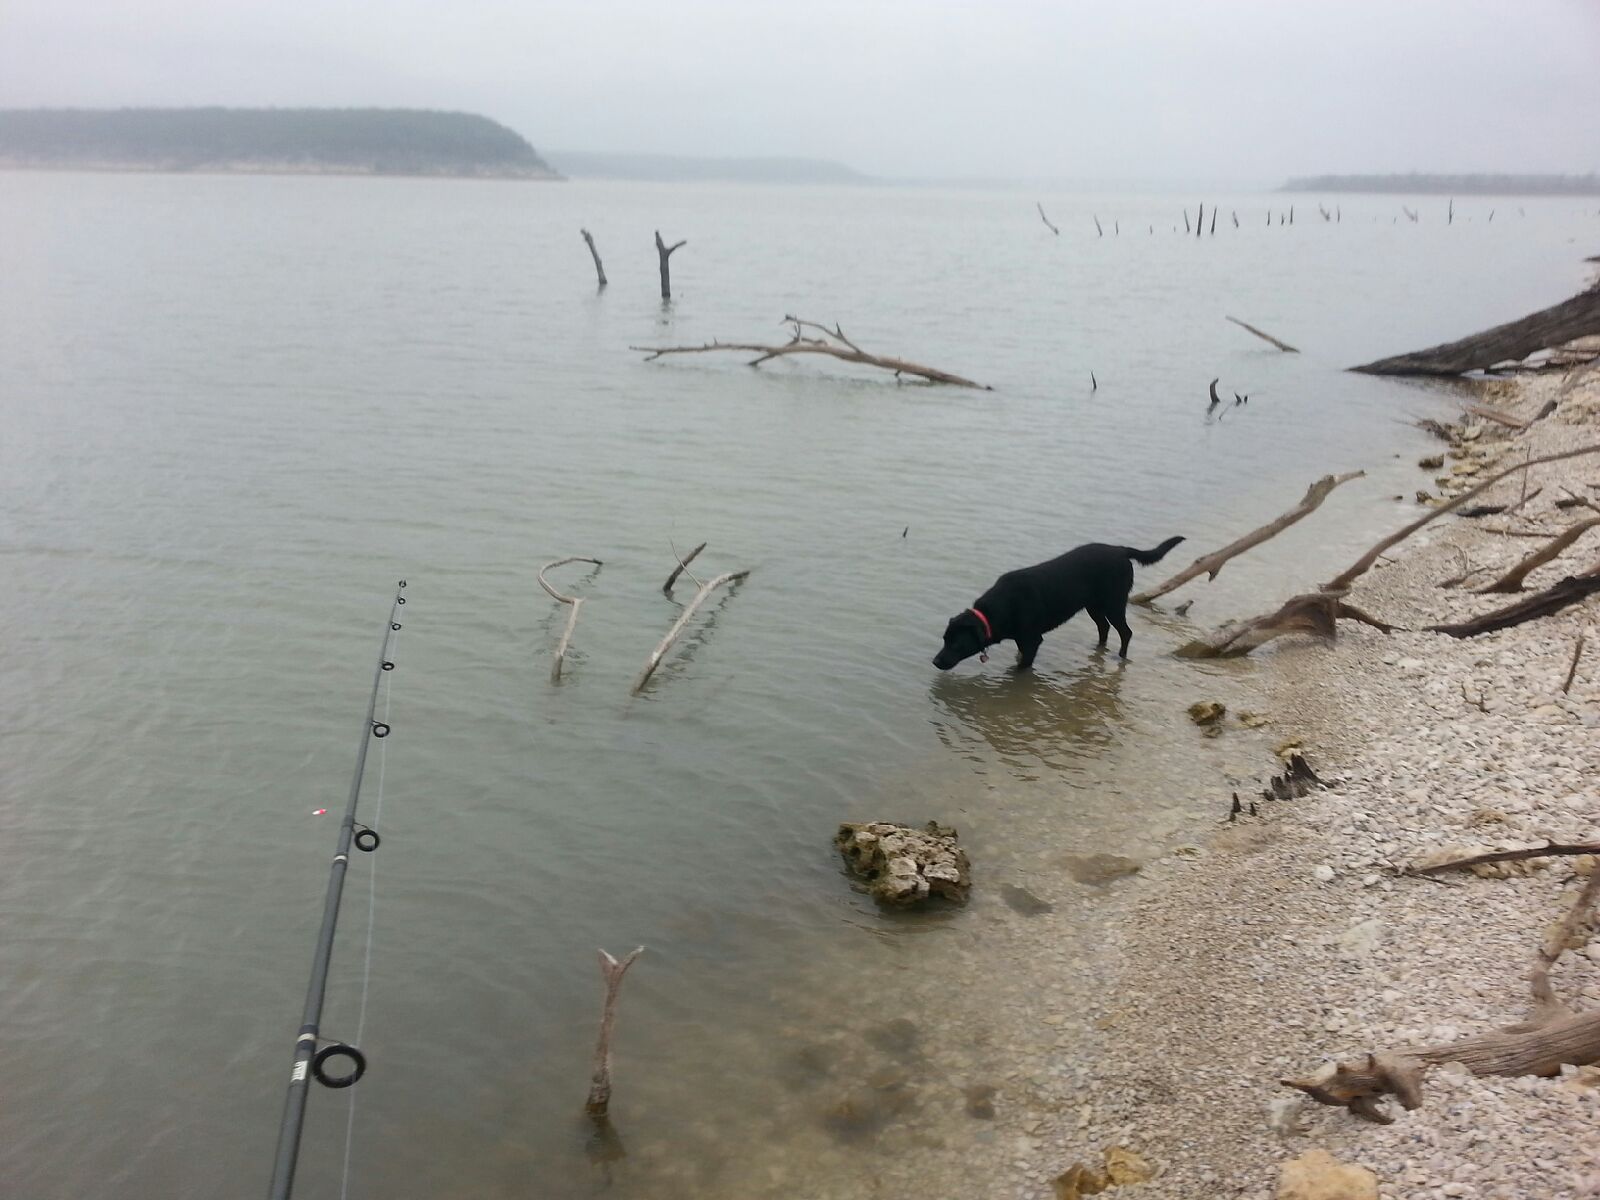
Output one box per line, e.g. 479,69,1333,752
1286,864,1600,1122
1323,443,1600,592
631,316,991,389
1477,518,1600,593
539,556,603,682
1409,842,1600,876
1353,284,1600,376
1429,563,1600,638
1174,592,1396,658
1133,472,1364,605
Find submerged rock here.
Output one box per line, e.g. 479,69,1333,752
1188,700,1226,726
1062,853,1143,886
835,821,971,906
865,1016,921,1058
962,1082,997,1119
1000,883,1054,915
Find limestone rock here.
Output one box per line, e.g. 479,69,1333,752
835,821,971,906
1276,1149,1378,1200
1188,700,1226,726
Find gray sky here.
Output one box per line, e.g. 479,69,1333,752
3,0,1598,181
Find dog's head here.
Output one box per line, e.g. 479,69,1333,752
932,611,987,671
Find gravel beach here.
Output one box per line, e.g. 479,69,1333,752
1071,361,1600,1199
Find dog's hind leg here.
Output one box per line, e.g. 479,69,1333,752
1105,602,1134,659
1087,608,1111,650
1015,634,1043,671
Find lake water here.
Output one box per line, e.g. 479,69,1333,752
1,171,1594,1199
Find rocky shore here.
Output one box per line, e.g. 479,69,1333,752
1076,362,1600,1198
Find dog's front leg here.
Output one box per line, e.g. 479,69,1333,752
1015,634,1042,671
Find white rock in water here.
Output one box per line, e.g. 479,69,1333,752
1312,864,1336,883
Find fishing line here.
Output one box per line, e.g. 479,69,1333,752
268,581,408,1200
338,620,398,1200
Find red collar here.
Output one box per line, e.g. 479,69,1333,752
969,607,993,642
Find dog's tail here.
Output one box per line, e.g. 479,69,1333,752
1126,535,1185,566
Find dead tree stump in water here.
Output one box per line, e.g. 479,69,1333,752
654,230,687,300
580,229,607,288
586,947,644,1115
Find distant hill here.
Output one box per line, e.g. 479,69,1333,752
546,149,869,185
1282,173,1600,196
0,108,559,179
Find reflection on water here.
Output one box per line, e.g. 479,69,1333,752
929,655,1127,778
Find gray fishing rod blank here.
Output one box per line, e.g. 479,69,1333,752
268,581,406,1200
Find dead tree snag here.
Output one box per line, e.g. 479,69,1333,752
654,230,686,300
580,228,607,288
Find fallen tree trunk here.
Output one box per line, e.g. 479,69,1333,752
1037,202,1059,235
632,315,991,389
1352,284,1600,376
1133,472,1364,604
1429,563,1600,638
580,228,607,288
632,569,750,693
1322,442,1600,592
1174,592,1396,658
1477,518,1600,593
539,556,603,682
1226,315,1300,353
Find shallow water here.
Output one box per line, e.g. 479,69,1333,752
0,171,1594,1198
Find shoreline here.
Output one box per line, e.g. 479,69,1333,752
1074,362,1600,1198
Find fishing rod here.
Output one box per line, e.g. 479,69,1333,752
268,581,407,1200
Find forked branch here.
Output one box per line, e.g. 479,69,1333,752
633,570,751,694
586,946,644,1116
631,315,991,389
539,556,602,682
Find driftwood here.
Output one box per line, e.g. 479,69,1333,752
1464,402,1528,429
1207,378,1222,412
1564,633,1588,693
663,541,706,593
1037,202,1060,235
654,230,686,300
632,315,990,389
1175,592,1396,658
632,569,750,693
1477,518,1600,593
580,228,607,288
1287,863,1600,1122
1227,315,1300,353
1323,442,1600,592
1410,842,1600,877
585,947,644,1115
1133,472,1364,605
539,556,603,683
1353,284,1600,375
1429,564,1600,638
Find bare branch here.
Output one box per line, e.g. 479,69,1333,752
633,316,990,389
632,570,751,694
579,228,607,288
1322,443,1600,592
1226,315,1300,353
1134,472,1364,604
539,556,603,683
1477,518,1600,593
664,540,706,593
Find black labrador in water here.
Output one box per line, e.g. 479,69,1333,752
932,537,1185,671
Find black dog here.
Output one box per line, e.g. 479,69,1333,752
933,537,1184,671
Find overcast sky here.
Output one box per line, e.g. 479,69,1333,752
3,0,1598,182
